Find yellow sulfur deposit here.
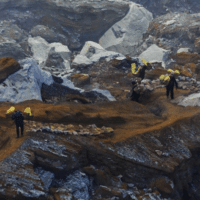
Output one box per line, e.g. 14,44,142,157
141,58,148,66
131,63,141,74
159,75,165,81
24,107,32,116
167,69,174,73
164,76,170,81
6,106,15,114
174,70,180,74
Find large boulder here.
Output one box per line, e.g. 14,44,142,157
139,44,171,68
178,93,200,107
72,55,93,68
80,41,105,58
28,36,72,75
0,58,53,103
72,41,123,67
45,43,72,74
0,57,21,83
0,0,129,50
99,2,153,57
28,36,50,64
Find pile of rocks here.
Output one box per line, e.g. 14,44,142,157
135,78,154,94
25,120,114,136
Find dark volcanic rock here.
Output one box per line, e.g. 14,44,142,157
0,132,87,200
142,12,200,54
0,0,129,51
41,82,109,104
52,75,63,84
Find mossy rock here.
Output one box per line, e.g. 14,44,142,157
0,57,21,83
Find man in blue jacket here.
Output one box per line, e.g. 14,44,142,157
12,110,24,138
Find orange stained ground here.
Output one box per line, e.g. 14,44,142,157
0,87,200,161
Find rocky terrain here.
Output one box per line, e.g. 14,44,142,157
0,0,200,200
130,0,200,17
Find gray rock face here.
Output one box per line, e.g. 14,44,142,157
41,82,114,104
63,171,90,200
72,41,123,67
142,12,200,54
30,25,68,45
0,40,27,60
72,54,93,67
0,0,129,51
139,44,171,68
28,36,72,75
177,93,200,107
130,0,200,17
0,58,53,103
99,2,153,57
45,43,72,74
0,132,87,199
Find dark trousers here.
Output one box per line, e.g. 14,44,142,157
16,124,24,137
166,87,174,99
131,91,140,102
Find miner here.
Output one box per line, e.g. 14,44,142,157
130,80,140,102
166,72,178,99
12,110,24,138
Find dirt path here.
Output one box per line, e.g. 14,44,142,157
110,89,200,143
0,88,200,161
0,125,29,162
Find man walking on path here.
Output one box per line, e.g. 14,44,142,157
166,72,178,99
12,110,24,138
